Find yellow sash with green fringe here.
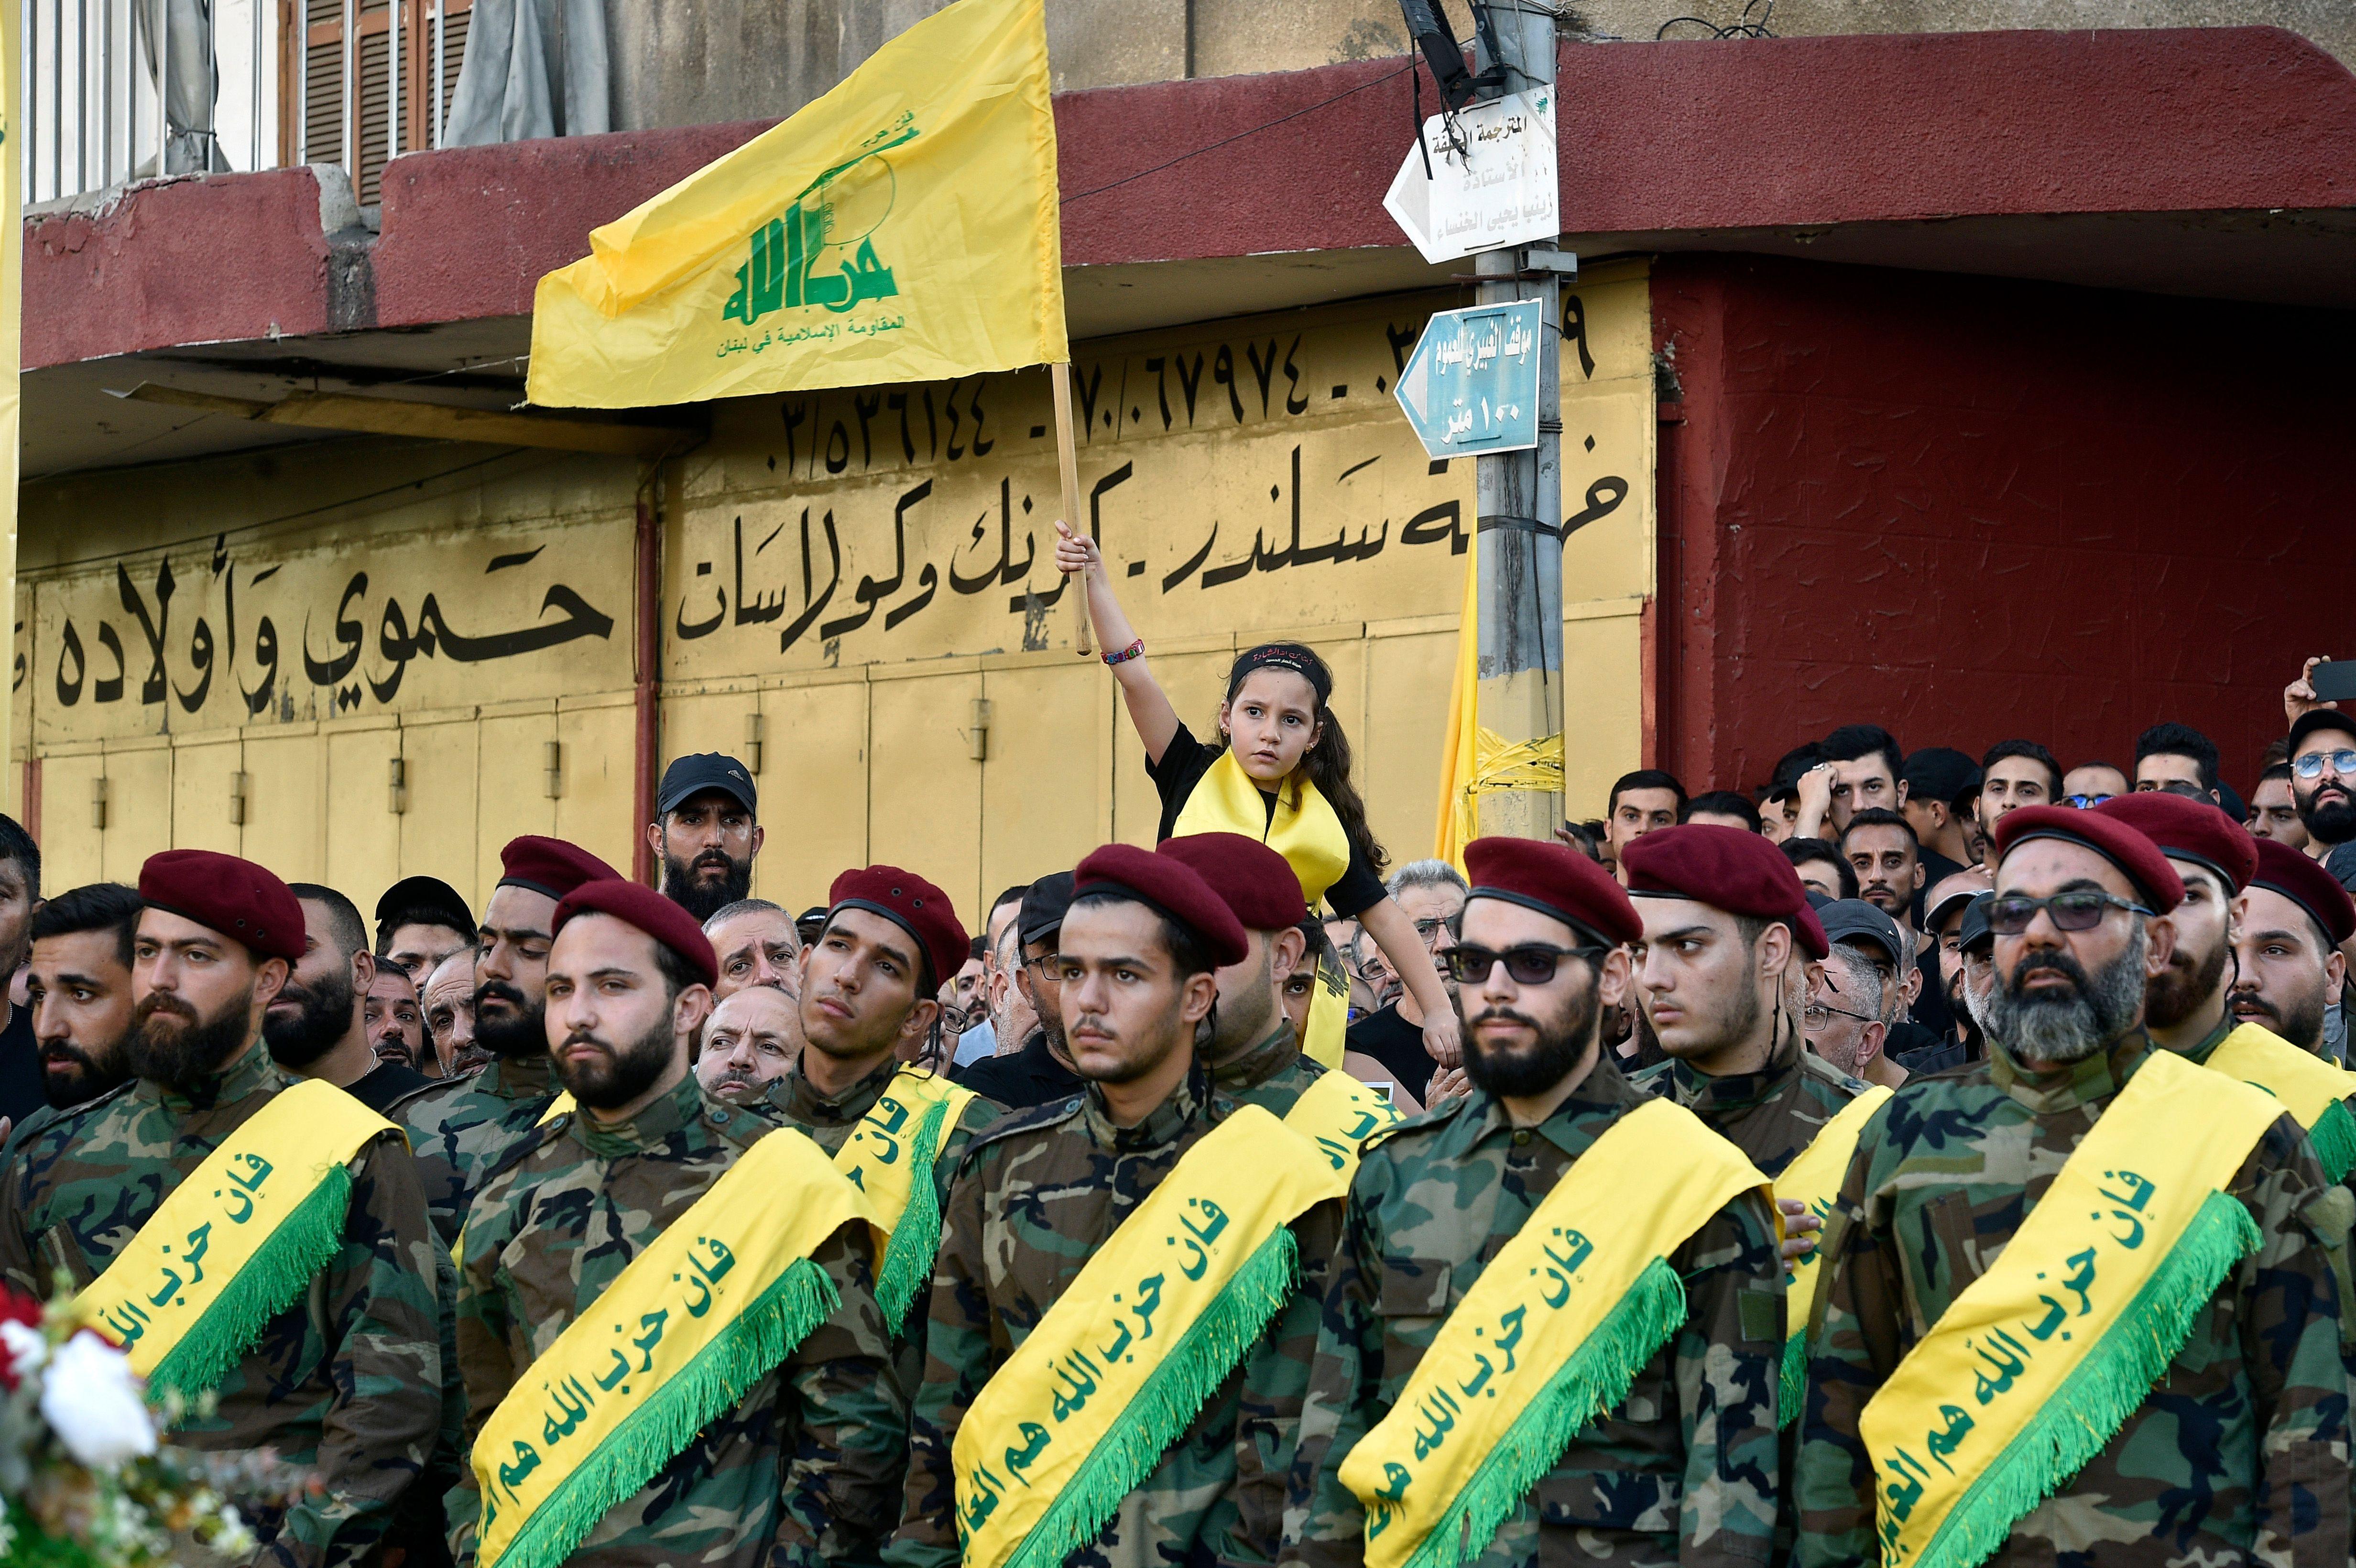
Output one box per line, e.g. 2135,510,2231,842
471,1124,879,1568
2203,1022,2356,1184
1857,1050,2280,1568
1774,1084,1893,1426
954,1104,1347,1568
1339,1098,1767,1568
1174,751,1353,1067
76,1078,393,1403
836,1066,979,1332
1283,1067,1403,1182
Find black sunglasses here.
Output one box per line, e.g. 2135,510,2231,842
1441,942,1603,986
1986,889,2151,936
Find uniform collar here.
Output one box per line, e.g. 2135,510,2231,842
1463,1049,1637,1159
480,1052,558,1101
769,1051,897,1126
1211,1020,1301,1095
2173,1015,2236,1067
570,1069,706,1158
1082,1061,1213,1151
1665,1024,1798,1115
139,1037,287,1116
1987,1030,2157,1113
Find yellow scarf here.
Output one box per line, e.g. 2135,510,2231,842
2202,1022,2356,1183
1283,1066,1404,1182
835,1066,980,1331
1340,1099,1769,1568
472,1125,879,1568
1857,1050,2280,1568
954,1104,1347,1568
77,1079,394,1404
1175,750,1353,1067
1774,1084,1893,1426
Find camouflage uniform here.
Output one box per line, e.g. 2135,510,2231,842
1631,1029,1868,1179
1794,1032,2353,1567
1215,1021,1324,1118
396,1054,559,1250
888,1064,1327,1568
757,1051,1005,1190
0,1042,444,1568
1286,1052,1785,1568
449,1069,905,1568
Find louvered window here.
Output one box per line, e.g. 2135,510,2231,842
286,0,467,201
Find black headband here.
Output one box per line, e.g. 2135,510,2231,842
1227,643,1331,703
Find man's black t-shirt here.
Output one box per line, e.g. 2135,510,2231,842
1909,943,1956,1039
346,1060,434,1115
0,1003,41,1132
1146,722,1386,918
956,1029,1085,1111
1346,1003,1434,1100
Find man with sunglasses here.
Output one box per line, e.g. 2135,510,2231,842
1621,825,1870,1182
1346,861,1466,1101
1795,806,2350,1568
2289,708,2356,886
1290,836,1783,1568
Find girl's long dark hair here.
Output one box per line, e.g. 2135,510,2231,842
1218,645,1388,879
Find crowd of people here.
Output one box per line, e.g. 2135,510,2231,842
2,553,2356,1568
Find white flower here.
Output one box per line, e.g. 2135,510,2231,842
41,1329,159,1469
0,1317,46,1382
211,1504,257,1557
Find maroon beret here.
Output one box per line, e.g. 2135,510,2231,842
138,849,306,964
2249,837,2356,947
1072,843,1251,969
2090,792,2258,893
828,865,969,991
554,878,720,988
1156,833,1306,931
498,835,622,901
1993,804,2184,914
1622,824,1830,959
1463,836,1641,948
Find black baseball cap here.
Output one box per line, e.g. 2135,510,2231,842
1958,892,1996,956
374,875,474,934
1902,747,1982,808
657,752,758,816
2289,708,2356,756
1018,871,1077,947
1817,898,1907,969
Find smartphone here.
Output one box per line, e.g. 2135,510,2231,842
2313,661,2356,704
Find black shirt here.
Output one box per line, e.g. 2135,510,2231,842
1145,721,1387,918
956,1028,1085,1111
1909,941,1956,1039
345,1059,434,1114
1346,1003,1435,1099
0,1003,40,1133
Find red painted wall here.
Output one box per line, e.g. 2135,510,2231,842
1651,254,2356,799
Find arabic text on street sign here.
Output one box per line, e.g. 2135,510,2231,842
1393,301,1543,459
1383,90,1559,266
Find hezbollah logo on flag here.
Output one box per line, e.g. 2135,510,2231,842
528,0,1063,409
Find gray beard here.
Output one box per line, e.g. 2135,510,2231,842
1984,924,2149,1065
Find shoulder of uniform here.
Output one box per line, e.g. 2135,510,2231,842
701,1097,777,1150
1797,1049,1873,1099
949,1093,1085,1174
1626,1059,1670,1093
10,1084,132,1171
1360,1090,1471,1155
479,1112,573,1189
955,1089,1012,1131
386,1074,468,1122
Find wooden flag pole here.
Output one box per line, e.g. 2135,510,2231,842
1050,361,1093,657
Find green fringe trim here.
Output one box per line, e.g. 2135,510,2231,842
3,1499,106,1568
1779,1326,1808,1431
2309,1099,2356,1187
996,1227,1300,1568
146,1163,353,1405
874,1096,953,1335
1401,1256,1688,1568
1908,1189,2260,1568
491,1256,839,1568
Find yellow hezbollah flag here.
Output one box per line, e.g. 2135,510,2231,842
1434,553,1563,867
527,0,1065,409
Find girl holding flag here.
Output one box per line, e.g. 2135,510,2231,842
1055,522,1462,1077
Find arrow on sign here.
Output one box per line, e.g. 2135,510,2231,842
1393,301,1545,460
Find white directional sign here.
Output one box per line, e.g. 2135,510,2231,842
1393,300,1545,459
1383,88,1559,266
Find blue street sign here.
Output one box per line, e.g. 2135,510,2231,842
1392,300,1544,459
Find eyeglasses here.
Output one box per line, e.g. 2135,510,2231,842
1985,890,2152,936
1803,1001,1875,1027
2062,793,2114,810
1411,916,1461,946
2292,749,2356,781
1440,942,1603,986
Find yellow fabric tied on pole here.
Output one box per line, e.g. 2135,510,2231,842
1434,556,1564,868
526,0,1066,409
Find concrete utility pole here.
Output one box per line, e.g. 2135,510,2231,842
1472,0,1566,839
